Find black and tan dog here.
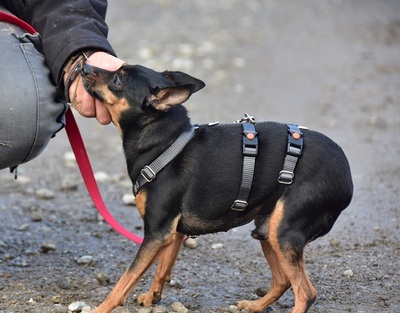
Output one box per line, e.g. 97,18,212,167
81,63,353,313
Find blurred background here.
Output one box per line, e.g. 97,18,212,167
0,1,399,312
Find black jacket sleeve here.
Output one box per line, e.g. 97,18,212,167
3,0,116,85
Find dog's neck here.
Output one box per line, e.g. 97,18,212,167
120,106,192,182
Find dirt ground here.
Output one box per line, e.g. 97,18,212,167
1,1,399,312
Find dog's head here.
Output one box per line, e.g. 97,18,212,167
81,63,205,128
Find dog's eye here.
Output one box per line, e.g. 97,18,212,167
113,74,121,86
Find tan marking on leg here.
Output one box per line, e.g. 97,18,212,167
237,239,290,313
137,231,185,306
238,200,290,313
92,215,182,313
268,199,317,313
135,190,147,219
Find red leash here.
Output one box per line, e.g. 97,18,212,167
0,11,143,245
65,110,143,244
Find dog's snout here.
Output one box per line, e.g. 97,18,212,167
81,63,94,76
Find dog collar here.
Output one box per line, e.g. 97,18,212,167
133,125,197,196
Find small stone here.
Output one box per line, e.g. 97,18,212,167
76,255,94,265
51,295,61,304
229,304,239,312
36,188,55,199
184,237,199,249
343,269,354,277
137,308,152,313
31,212,43,222
81,306,92,313
329,238,340,247
122,193,136,206
211,243,224,250
40,242,57,253
64,151,76,166
95,272,110,285
110,307,130,313
94,171,110,182
68,301,87,312
170,301,188,313
153,306,168,313
61,178,79,191
18,223,30,231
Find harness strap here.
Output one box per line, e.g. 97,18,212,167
278,124,304,184
231,115,258,211
133,125,197,196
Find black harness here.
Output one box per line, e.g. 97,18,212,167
133,116,304,207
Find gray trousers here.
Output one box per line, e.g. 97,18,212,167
0,11,67,170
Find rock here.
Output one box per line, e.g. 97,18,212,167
31,211,43,222
95,272,110,285
153,306,168,313
61,178,79,191
81,306,92,313
170,301,188,313
76,255,94,265
51,295,61,304
184,237,199,249
137,308,152,313
211,243,224,250
40,242,57,253
18,223,30,231
36,188,55,199
68,301,87,312
110,307,130,313
122,193,136,206
343,269,354,277
64,151,76,165
94,171,110,182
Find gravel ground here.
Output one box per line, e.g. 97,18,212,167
0,1,399,312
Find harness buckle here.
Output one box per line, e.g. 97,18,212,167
141,166,156,182
278,170,294,184
231,200,248,211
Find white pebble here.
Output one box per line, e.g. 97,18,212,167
343,269,354,277
170,301,189,313
68,301,87,312
211,243,224,250
76,255,94,265
184,237,199,249
64,151,77,166
122,193,136,206
35,188,55,199
94,171,110,182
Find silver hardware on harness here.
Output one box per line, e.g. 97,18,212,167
140,166,156,182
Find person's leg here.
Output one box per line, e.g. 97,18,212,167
0,17,67,170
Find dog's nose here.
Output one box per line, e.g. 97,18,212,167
81,63,93,76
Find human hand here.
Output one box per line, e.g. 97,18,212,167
64,51,125,125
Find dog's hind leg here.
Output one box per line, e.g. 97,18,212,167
137,232,185,306
268,199,317,313
238,199,317,313
237,239,291,312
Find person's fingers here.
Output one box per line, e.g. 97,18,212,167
94,99,112,125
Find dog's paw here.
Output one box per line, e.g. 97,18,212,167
237,300,263,313
137,290,161,306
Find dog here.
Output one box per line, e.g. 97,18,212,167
81,63,353,313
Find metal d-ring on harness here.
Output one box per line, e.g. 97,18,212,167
278,124,305,184
231,114,259,211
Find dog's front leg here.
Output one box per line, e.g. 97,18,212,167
137,232,185,306
91,239,165,313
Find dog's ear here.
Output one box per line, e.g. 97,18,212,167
147,85,196,111
161,71,206,93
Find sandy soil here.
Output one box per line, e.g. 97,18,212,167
1,1,399,312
